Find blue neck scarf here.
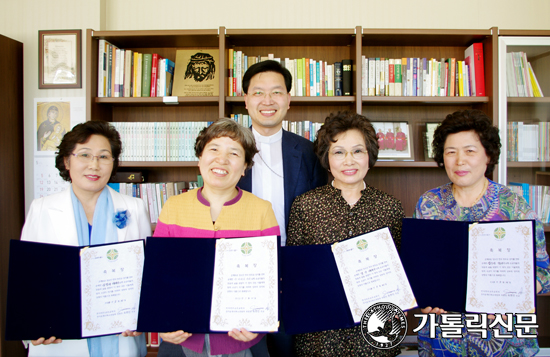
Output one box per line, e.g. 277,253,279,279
71,186,119,357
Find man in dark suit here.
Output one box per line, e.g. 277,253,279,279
237,60,327,357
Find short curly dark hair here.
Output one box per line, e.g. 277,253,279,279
55,121,122,182
314,111,378,171
194,118,258,170
433,109,501,175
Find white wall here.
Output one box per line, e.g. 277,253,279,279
0,0,101,212
0,0,549,212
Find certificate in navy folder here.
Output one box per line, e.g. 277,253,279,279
137,236,279,334
139,232,413,335
6,239,145,341
138,238,358,335
400,218,536,313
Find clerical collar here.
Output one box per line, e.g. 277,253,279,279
252,127,283,143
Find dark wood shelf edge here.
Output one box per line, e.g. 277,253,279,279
95,97,219,105
225,96,355,103
362,96,489,104
119,161,439,168
374,161,439,168
507,97,550,104
507,161,550,168
119,161,198,167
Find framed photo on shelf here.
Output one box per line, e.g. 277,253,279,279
372,122,414,160
172,49,220,96
39,29,82,89
424,122,441,160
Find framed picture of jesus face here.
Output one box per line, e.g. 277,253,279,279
372,121,414,160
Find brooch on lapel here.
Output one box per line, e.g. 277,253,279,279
113,210,130,229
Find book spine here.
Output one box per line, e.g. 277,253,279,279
334,62,343,96
473,43,485,96
375,58,381,96
412,58,418,96
384,59,389,96
388,59,395,96
394,59,402,96
368,58,376,96
132,52,139,97
97,40,106,97
150,54,159,97
305,58,310,96
141,54,153,97
228,48,233,96
124,50,132,98
342,59,352,96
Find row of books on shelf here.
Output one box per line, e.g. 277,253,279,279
97,40,175,98
111,119,324,162
282,120,323,142
508,182,550,223
506,121,550,161
359,49,485,97
506,52,544,97
111,122,209,161
108,178,202,224
228,50,352,97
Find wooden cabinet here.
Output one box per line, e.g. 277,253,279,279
0,34,26,357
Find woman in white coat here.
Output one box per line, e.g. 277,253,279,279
21,121,151,357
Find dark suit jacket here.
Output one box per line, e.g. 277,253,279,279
237,130,328,233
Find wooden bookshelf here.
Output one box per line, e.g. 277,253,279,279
86,26,499,216
360,28,497,216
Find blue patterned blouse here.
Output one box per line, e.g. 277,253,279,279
414,179,550,357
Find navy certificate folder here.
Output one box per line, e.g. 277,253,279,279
400,218,536,313
137,237,217,333
280,244,355,335
5,239,145,341
138,236,282,334
138,237,356,335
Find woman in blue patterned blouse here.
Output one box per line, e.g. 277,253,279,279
414,109,550,357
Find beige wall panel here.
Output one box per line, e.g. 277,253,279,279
105,0,549,30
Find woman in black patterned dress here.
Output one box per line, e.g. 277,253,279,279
287,111,404,357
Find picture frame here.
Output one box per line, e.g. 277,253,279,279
39,29,82,89
372,122,414,160
424,122,441,160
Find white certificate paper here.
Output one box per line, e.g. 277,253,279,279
332,228,417,323
466,221,535,314
80,240,144,337
210,236,278,332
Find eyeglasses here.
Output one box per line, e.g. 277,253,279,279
329,149,368,161
71,153,114,164
250,90,287,99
